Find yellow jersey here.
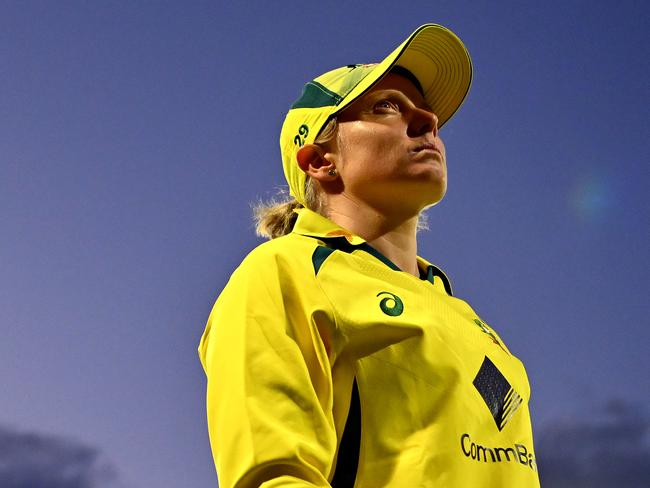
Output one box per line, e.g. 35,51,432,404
199,208,540,487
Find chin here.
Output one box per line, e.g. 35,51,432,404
422,183,447,208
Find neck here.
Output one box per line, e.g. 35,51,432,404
327,201,420,277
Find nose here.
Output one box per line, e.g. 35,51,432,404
407,108,438,138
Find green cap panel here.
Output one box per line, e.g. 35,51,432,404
291,81,342,109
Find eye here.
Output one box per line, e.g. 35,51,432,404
373,99,399,113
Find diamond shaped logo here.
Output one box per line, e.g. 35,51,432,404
473,356,523,431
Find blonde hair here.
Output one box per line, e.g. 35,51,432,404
252,178,323,239
254,118,337,239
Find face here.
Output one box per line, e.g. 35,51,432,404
325,73,447,214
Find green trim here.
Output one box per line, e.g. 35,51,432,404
425,265,434,284
312,245,335,275
430,266,453,295
310,236,402,272
357,243,401,272
291,81,342,109
307,235,452,294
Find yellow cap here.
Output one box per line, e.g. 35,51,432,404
280,23,473,206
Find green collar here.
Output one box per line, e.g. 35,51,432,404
292,208,453,294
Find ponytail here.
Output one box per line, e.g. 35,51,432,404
253,178,323,239
254,118,336,239
253,196,303,239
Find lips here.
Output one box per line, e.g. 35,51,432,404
413,142,441,155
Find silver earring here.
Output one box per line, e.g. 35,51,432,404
328,168,337,177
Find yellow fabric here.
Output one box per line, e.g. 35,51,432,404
199,209,540,487
280,24,472,205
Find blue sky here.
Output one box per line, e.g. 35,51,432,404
1,1,648,486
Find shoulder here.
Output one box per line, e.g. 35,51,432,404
204,233,332,334
231,232,322,284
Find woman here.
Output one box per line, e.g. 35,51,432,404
199,24,540,487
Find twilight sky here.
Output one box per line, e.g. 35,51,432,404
1,1,648,487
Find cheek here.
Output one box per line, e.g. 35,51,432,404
335,124,410,182
337,126,391,165
358,127,404,159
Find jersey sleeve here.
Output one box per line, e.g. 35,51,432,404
198,250,337,488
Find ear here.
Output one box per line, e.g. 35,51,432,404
296,144,337,182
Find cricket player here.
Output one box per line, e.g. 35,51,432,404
199,23,540,487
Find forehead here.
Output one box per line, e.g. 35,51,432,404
350,72,430,110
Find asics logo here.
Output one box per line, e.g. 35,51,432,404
377,291,403,316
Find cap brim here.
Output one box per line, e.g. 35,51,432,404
332,24,473,128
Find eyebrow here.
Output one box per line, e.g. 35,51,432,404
369,89,433,112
